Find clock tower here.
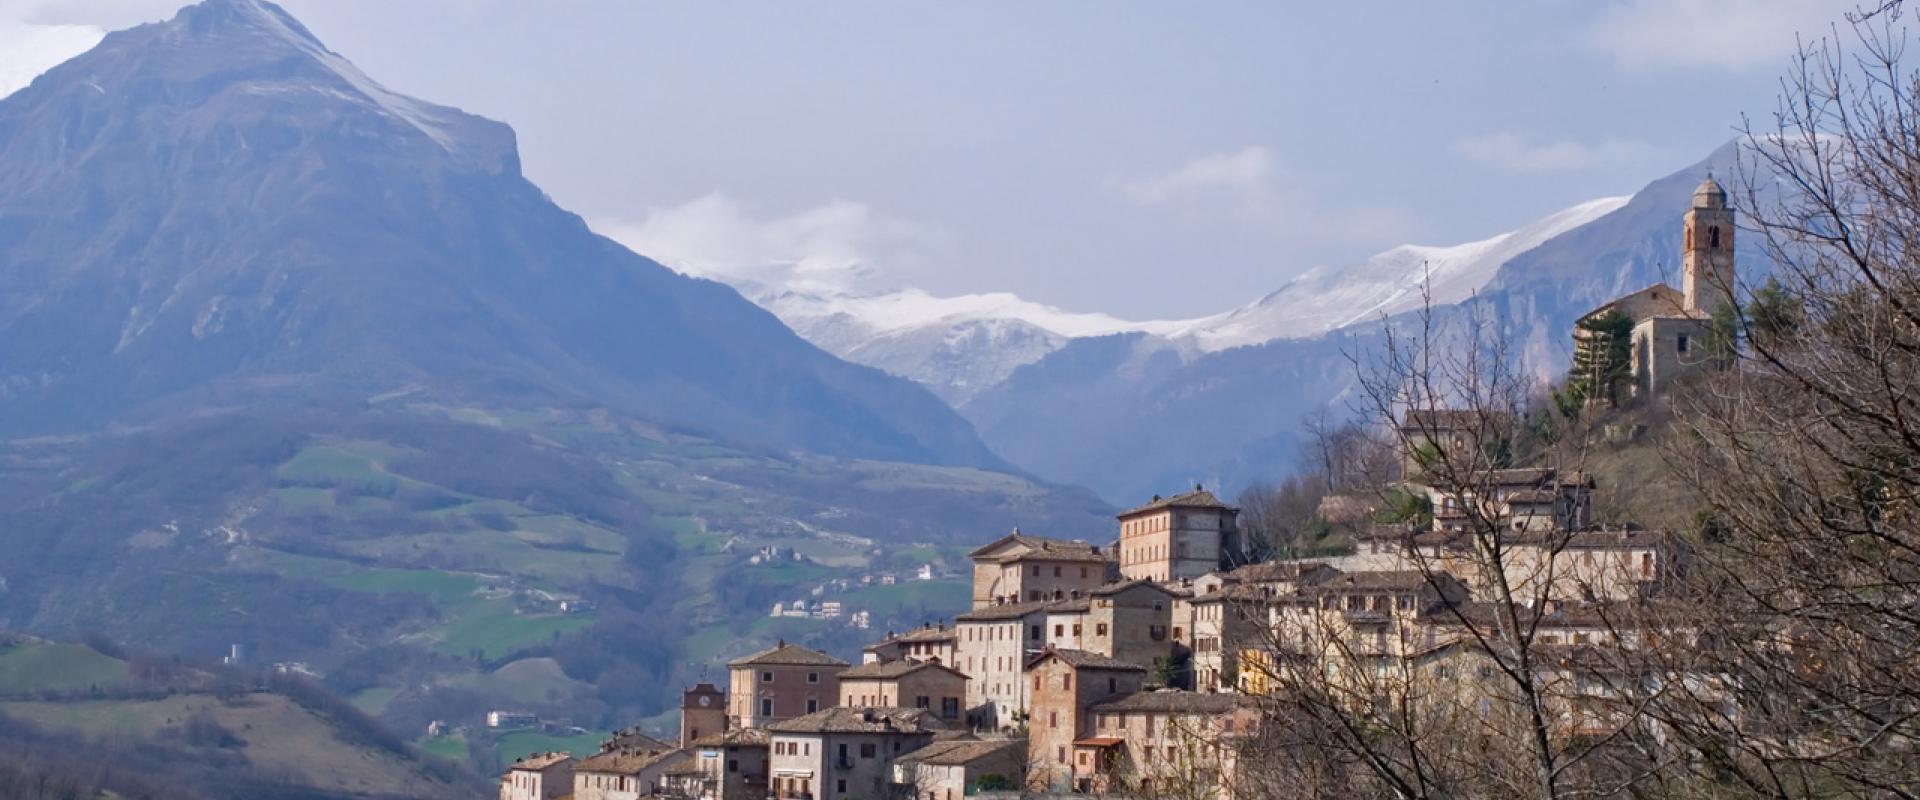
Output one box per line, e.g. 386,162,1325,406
681,682,727,746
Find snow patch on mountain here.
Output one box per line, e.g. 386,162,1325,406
1148,195,1631,352
661,195,1630,402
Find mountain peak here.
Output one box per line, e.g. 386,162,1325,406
174,0,323,46
3,0,519,175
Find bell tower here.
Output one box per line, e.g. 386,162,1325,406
681,682,726,746
1682,174,1735,316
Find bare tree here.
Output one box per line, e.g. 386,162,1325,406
1645,5,1920,795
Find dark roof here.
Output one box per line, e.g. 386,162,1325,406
1090,690,1251,714
727,643,849,668
767,707,948,735
968,532,1108,563
506,752,572,771
606,728,674,753
575,747,688,775
1026,648,1148,672
839,659,969,681
1315,570,1455,593
897,739,1020,767
955,599,1060,622
1228,561,1339,585
1117,487,1236,518
1090,578,1177,598
692,728,771,748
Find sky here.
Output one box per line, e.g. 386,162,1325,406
0,0,1869,318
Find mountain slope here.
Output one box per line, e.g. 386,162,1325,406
0,0,1000,470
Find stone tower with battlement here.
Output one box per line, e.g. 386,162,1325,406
1682,175,1735,316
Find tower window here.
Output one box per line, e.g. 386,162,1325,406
1678,334,1691,354
1709,226,1721,249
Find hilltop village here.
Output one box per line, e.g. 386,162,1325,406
498,182,1734,800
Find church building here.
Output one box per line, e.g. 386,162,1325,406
1574,175,1736,398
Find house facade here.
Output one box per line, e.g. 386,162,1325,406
767,707,946,800
728,642,849,729
1116,487,1237,582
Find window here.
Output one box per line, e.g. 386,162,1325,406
1053,565,1061,577
761,698,774,716
1050,711,1058,728
1030,625,1041,640
1072,624,1082,636
1032,675,1040,691
860,743,877,758
762,671,774,683
1032,566,1041,577
1108,677,1117,693
838,780,847,793
1080,567,1089,578
807,699,819,713
1171,626,1182,640
728,759,739,773
807,672,819,683
915,695,930,708
1057,746,1066,764
1054,624,1064,637
1678,334,1691,354
1062,673,1072,690
1096,623,1108,636
1710,226,1721,248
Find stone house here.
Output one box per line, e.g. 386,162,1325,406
1082,580,1178,670
968,532,1111,608
687,727,772,800
728,642,849,729
861,623,958,666
892,739,1025,800
1023,648,1149,792
1187,585,1268,693
1574,175,1736,398
767,707,947,800
953,599,1056,729
1397,409,1515,480
837,659,969,722
1079,691,1258,799
573,747,692,800
1116,487,1238,582
500,752,573,800
1422,467,1595,534
1261,570,1471,695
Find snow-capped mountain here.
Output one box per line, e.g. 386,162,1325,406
753,287,1140,404
1148,195,1630,352
715,195,1629,404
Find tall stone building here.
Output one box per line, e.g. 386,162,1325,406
683,683,728,747
1116,487,1237,582
1575,175,1736,398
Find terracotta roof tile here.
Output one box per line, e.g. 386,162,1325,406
727,643,849,668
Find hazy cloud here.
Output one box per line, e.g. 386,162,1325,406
1580,0,1856,72
1454,132,1663,172
594,194,935,293
1122,146,1277,207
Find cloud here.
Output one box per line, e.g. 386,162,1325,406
1580,0,1857,72
1121,146,1277,207
1454,132,1663,172
593,194,935,293
0,20,103,98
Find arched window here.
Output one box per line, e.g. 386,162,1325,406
1709,226,1721,248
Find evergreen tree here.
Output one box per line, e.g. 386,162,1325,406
1559,309,1634,413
